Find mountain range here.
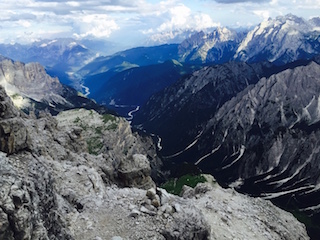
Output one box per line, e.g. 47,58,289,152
0,14,319,118
235,14,320,64
77,14,320,115
1,13,320,239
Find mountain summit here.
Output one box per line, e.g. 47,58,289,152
235,14,320,64
178,27,245,64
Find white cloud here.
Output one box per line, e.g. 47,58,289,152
157,4,191,32
66,1,80,7
73,14,119,38
143,2,219,37
194,14,221,29
214,0,270,2
253,10,270,21
17,20,32,28
0,0,319,48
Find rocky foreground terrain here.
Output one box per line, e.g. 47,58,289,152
0,85,310,239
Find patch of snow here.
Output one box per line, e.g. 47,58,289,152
304,181,320,195
48,39,57,45
255,20,270,36
311,95,320,124
301,95,315,121
156,135,162,151
172,59,183,66
194,146,220,165
289,109,302,128
255,161,291,184
109,99,116,106
195,129,228,165
68,42,78,48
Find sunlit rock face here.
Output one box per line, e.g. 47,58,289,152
235,14,320,64
0,56,111,115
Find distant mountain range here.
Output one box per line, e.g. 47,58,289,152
0,38,100,90
75,14,320,115
178,27,246,64
0,14,319,116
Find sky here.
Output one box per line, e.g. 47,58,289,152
1,0,320,50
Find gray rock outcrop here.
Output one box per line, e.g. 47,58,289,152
182,176,309,240
0,85,310,239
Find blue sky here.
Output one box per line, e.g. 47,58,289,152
1,0,319,50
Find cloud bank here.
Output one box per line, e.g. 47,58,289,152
214,0,270,3
0,0,319,50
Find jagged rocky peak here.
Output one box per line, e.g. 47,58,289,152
36,38,86,51
0,56,65,109
0,58,63,95
0,85,158,239
309,16,320,28
235,14,320,64
178,26,244,63
0,56,111,116
0,85,21,119
0,38,97,72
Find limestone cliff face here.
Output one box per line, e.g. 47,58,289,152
0,86,310,239
0,56,111,115
0,57,64,102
